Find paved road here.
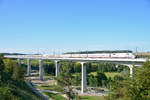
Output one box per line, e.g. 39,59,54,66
25,81,50,100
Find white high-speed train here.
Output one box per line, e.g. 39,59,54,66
61,50,136,58
60,53,135,58
42,50,136,59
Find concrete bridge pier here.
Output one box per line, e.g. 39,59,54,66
115,64,119,68
128,65,133,77
55,61,60,77
39,60,43,81
27,59,31,76
81,62,87,93
17,58,21,67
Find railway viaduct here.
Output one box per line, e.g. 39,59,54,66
4,55,147,93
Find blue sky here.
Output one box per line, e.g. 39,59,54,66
0,0,150,54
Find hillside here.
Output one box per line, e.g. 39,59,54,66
1,81,43,100
0,55,42,100
135,52,150,58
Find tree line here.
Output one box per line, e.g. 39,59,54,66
0,54,42,100
105,61,150,100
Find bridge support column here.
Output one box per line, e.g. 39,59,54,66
81,62,87,93
128,65,133,77
39,60,43,81
27,59,31,76
55,61,60,77
115,64,119,68
17,58,21,67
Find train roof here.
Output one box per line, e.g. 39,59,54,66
64,50,133,54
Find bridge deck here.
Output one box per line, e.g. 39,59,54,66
4,55,147,63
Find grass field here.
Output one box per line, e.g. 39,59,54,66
43,91,105,100
42,92,67,100
105,72,121,78
80,95,105,100
89,72,121,79
34,85,63,92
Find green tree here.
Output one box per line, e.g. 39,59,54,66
114,75,124,81
0,55,4,73
0,86,17,100
88,75,98,87
107,61,150,100
57,62,76,100
3,59,25,81
3,59,14,78
125,61,150,100
74,62,81,73
0,55,5,84
73,73,81,86
91,63,98,72
96,71,107,86
43,61,55,75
